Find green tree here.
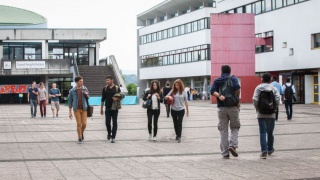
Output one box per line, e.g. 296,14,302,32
126,83,137,96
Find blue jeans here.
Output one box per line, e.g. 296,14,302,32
105,108,118,139
30,99,37,117
258,118,275,153
284,100,293,119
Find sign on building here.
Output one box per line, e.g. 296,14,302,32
16,61,46,69
3,61,11,70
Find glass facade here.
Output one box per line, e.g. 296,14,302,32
140,18,210,45
141,44,210,68
49,43,96,65
225,0,309,14
2,42,42,60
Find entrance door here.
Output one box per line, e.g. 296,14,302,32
314,75,319,104
292,75,304,104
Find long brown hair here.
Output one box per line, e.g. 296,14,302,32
149,80,161,94
172,79,185,95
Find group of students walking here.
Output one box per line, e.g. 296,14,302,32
27,67,296,159
143,79,189,143
27,81,61,118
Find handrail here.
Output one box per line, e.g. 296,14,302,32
108,55,128,93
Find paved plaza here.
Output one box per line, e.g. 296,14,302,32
0,101,319,180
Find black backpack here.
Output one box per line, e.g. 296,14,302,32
258,90,276,114
284,85,293,100
219,76,239,107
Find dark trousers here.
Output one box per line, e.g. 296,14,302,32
171,109,185,138
39,100,46,117
30,99,37,117
147,109,160,136
165,104,171,117
258,118,275,153
275,107,279,120
105,108,118,139
284,100,293,119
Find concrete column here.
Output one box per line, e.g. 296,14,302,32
203,77,208,100
95,43,99,66
318,69,320,105
146,81,150,89
45,75,49,104
155,16,161,23
191,78,194,89
42,41,48,59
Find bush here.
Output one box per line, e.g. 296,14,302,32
126,83,137,96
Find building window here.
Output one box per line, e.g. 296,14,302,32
2,42,42,60
236,7,243,13
265,0,273,12
254,1,262,14
245,4,252,13
287,0,295,5
275,0,283,8
255,31,274,53
180,25,185,35
312,33,320,48
139,18,209,45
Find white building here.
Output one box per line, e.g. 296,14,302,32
0,5,107,103
137,0,320,104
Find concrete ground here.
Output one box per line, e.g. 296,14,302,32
0,100,319,180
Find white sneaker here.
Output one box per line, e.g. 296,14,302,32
153,136,157,141
149,134,152,140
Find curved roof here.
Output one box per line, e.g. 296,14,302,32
0,5,47,26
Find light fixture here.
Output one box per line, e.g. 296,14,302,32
289,48,294,56
282,42,287,48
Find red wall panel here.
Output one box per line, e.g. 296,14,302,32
210,13,257,103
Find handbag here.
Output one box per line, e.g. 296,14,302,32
166,93,174,105
85,96,93,117
142,99,152,109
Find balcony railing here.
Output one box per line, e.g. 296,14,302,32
0,59,71,75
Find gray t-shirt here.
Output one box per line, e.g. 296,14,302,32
168,90,188,111
38,88,47,101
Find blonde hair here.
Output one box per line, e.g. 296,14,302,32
172,79,185,95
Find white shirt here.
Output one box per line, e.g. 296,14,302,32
185,87,190,92
151,94,159,109
282,83,296,100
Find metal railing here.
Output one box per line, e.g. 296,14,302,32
108,55,128,93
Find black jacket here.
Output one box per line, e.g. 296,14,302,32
143,91,163,109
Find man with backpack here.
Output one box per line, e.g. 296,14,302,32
282,78,296,120
211,65,241,159
253,73,280,159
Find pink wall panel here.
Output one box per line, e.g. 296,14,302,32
211,38,255,51
211,25,255,38
210,13,255,77
210,14,254,25
212,51,255,64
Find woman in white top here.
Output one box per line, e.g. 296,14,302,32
38,82,48,118
165,79,189,143
143,80,163,141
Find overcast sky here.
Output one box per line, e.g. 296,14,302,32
1,0,164,74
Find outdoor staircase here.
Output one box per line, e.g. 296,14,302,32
77,65,118,96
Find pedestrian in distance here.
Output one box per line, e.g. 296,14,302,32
68,76,89,144
271,76,283,121
28,81,39,118
210,65,241,159
100,75,121,143
282,78,296,120
253,73,280,159
165,79,189,143
49,83,61,118
163,81,172,118
143,80,163,141
38,82,48,118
